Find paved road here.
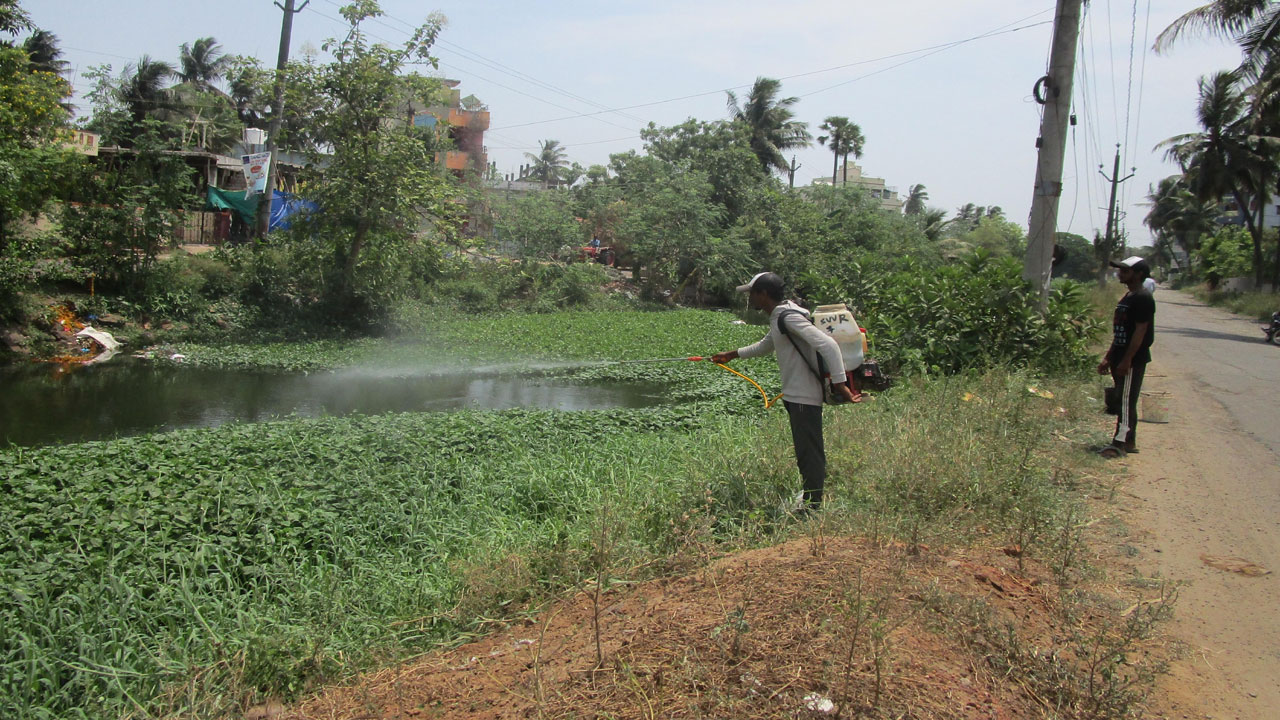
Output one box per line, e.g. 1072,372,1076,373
1124,288,1280,719
1152,290,1280,458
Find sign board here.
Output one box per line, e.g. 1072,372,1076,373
63,130,99,156
241,152,272,198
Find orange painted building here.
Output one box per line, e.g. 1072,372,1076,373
416,80,489,176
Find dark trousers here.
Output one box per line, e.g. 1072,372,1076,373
784,401,826,506
1110,361,1147,447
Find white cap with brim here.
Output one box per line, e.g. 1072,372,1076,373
1109,255,1148,270
736,272,769,293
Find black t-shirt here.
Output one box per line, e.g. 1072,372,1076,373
1108,290,1155,364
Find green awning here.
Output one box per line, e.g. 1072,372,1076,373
206,186,258,224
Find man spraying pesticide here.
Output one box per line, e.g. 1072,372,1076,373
711,272,857,512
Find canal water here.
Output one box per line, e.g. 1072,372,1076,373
0,358,668,447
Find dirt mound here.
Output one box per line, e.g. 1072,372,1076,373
283,536,1099,719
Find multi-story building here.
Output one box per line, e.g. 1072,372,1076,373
810,162,903,212
413,79,490,177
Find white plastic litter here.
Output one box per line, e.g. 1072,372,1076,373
802,693,836,714
74,326,121,351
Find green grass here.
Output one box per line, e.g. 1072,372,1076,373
1,310,1111,719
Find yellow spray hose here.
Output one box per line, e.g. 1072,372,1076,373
614,356,782,409
712,362,784,409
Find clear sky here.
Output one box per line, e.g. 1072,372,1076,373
25,0,1244,248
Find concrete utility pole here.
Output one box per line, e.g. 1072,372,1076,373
257,0,309,237
1098,143,1136,282
787,155,801,189
1024,0,1085,306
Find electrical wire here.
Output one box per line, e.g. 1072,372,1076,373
320,0,649,125
1122,0,1138,172
1106,0,1121,143
489,18,1056,132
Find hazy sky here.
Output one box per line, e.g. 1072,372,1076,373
26,0,1245,247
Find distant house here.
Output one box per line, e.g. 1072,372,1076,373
1220,196,1280,230
410,79,490,177
810,162,904,213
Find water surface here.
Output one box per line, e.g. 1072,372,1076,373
0,358,667,447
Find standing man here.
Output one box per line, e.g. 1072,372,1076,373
712,272,856,509
1097,256,1155,458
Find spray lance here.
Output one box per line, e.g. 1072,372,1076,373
610,356,783,409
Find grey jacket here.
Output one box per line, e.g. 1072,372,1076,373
737,301,847,406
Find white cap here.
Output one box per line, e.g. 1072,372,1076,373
735,272,769,293
1109,255,1148,270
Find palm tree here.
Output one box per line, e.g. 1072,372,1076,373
525,139,569,189
1155,1,1280,78
917,207,951,242
0,1,31,36
22,30,66,75
726,77,811,175
816,116,865,186
178,37,230,93
120,56,175,128
1146,174,1229,275
1159,70,1280,285
904,184,928,215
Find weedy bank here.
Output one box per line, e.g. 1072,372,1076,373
1,310,1152,719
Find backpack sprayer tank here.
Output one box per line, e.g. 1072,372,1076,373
811,304,866,388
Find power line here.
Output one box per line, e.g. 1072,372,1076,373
436,60,637,133
1105,0,1121,142
62,45,136,62
1126,0,1154,243
487,135,639,151
799,19,1053,98
490,18,1056,132
317,0,648,126
1122,0,1138,173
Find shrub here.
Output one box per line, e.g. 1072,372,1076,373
802,251,1103,375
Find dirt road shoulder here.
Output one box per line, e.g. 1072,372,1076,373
1111,363,1280,719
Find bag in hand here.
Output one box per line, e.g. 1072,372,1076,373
1103,386,1121,415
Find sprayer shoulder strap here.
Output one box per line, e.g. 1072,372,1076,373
776,309,827,382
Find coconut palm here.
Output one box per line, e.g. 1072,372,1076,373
725,77,811,175
904,184,928,215
1155,0,1280,78
917,207,951,242
1158,70,1280,284
1144,175,1219,273
178,37,230,93
22,30,66,75
120,56,175,127
816,116,864,186
525,139,569,189
0,0,30,36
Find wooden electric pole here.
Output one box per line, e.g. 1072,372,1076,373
257,0,309,237
1024,0,1085,307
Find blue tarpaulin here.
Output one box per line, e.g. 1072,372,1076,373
206,188,317,231
269,192,318,231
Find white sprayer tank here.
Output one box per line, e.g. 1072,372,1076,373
812,304,865,376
